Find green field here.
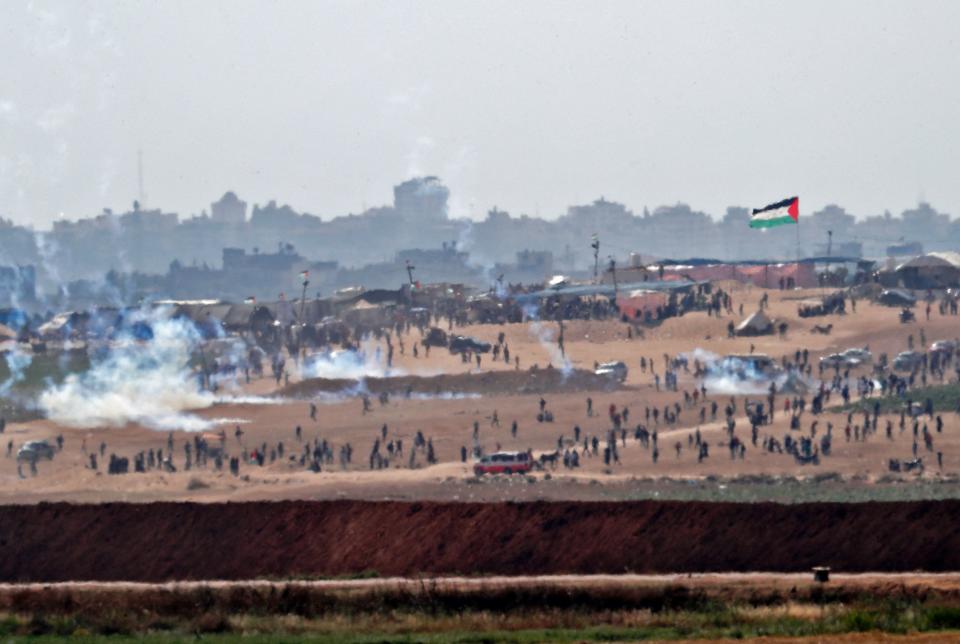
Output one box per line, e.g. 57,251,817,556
0,350,90,421
832,382,960,415
3,592,960,642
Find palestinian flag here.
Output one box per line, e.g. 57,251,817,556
750,196,799,229
299,270,310,282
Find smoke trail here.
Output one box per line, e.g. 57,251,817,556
35,231,67,303
522,302,572,373
527,320,572,375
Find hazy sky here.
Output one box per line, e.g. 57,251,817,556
2,0,959,227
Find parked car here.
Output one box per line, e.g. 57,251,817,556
819,353,847,369
820,348,872,369
930,340,957,354
421,327,448,348
709,354,781,380
473,451,532,476
16,440,56,462
893,351,923,372
840,348,872,364
595,361,628,382
449,336,492,354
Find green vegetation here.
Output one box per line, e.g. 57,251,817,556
0,349,90,394
831,382,960,415
0,349,90,421
596,473,960,503
3,586,960,642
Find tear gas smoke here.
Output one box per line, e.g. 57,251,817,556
684,348,801,396
527,320,573,376
300,347,403,380
39,309,248,431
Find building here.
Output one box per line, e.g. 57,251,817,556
393,177,449,222
887,241,923,257
492,250,554,285
210,191,247,225
222,244,301,272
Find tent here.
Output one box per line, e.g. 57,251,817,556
735,310,774,336
616,290,668,319
896,252,960,289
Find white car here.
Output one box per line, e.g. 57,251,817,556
819,353,847,369
819,348,872,369
16,440,56,462
595,361,628,382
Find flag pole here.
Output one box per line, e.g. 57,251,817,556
795,208,801,262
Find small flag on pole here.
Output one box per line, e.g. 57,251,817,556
299,270,310,282
244,296,256,305
750,196,799,228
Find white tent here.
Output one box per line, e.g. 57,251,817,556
735,310,774,336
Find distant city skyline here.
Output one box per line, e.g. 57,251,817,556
2,1,960,226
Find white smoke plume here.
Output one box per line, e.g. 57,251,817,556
300,346,403,380
684,348,794,396
527,320,572,376
38,308,243,431
35,231,68,302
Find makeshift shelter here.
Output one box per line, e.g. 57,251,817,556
341,301,393,326
173,303,231,338
222,303,256,331
639,261,819,288
616,289,668,320
264,299,297,326
294,299,334,325
896,252,960,289
735,310,774,336
38,313,73,339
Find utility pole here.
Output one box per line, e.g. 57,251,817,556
826,230,833,287
297,271,309,363
405,260,416,286
608,256,618,299
299,273,309,323
591,234,600,283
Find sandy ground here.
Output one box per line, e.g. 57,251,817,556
2,284,958,504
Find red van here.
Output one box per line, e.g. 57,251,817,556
473,451,532,476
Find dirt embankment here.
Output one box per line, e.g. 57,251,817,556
282,366,622,399
3,500,960,582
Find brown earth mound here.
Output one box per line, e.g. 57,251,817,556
2,500,960,582
282,366,621,399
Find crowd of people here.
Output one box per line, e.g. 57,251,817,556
6,284,960,487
